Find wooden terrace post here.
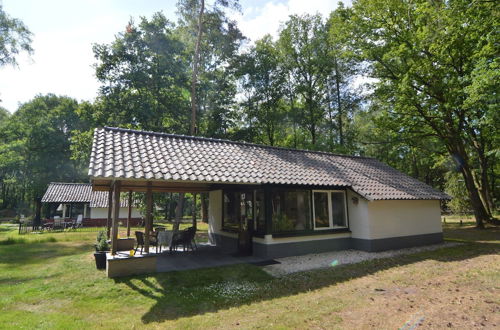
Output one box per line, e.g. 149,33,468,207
144,182,152,253
127,191,132,237
111,180,121,255
264,185,273,235
106,184,113,239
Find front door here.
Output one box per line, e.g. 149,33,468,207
237,191,254,255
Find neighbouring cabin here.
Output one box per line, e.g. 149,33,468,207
41,182,142,227
89,126,449,265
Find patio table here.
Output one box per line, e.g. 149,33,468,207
157,231,173,253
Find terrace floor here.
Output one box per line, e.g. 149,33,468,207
157,244,273,272
111,243,274,275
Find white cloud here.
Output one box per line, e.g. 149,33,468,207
0,0,351,113
234,0,350,43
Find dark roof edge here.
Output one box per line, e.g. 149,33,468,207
48,182,91,184
101,126,375,160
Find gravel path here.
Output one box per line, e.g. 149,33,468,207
263,242,459,277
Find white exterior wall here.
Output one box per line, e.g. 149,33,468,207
367,199,442,239
208,190,236,237
346,189,442,240
346,190,371,239
90,207,142,219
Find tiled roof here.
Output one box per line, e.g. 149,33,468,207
42,182,134,207
88,127,449,201
42,183,93,203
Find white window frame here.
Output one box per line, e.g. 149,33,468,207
312,190,348,230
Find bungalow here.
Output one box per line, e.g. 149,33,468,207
41,182,142,227
90,127,449,258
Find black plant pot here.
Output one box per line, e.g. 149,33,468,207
94,251,108,270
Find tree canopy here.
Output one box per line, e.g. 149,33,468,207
0,4,33,67
0,0,497,226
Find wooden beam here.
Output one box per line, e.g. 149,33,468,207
106,185,113,239
144,182,153,253
127,191,132,237
110,180,121,255
93,185,210,193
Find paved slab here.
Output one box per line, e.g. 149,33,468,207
156,244,268,273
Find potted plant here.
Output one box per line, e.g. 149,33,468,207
94,231,109,270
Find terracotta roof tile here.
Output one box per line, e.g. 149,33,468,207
41,182,134,207
88,127,449,200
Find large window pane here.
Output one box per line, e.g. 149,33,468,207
313,192,330,228
241,192,253,230
272,189,311,232
223,190,254,231
331,192,347,227
255,190,265,232
223,192,239,230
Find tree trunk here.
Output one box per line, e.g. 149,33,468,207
477,150,494,217
33,197,42,229
173,193,184,232
201,192,208,223
458,158,489,228
334,57,343,146
192,193,197,230
190,0,205,136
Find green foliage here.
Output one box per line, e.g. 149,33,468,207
95,231,109,252
1,2,497,225
445,172,471,215
0,4,33,66
0,94,87,210
341,0,498,224
272,213,294,232
93,13,190,132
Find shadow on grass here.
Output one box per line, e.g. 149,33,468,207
444,224,500,242
0,274,58,285
113,241,499,324
0,242,91,266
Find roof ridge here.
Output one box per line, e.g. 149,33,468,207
101,126,374,160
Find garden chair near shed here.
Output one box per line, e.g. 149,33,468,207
74,214,83,228
53,216,63,230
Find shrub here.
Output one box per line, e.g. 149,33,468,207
95,231,110,252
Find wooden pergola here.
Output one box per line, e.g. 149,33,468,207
92,178,212,255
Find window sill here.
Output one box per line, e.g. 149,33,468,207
221,228,239,234
271,228,351,238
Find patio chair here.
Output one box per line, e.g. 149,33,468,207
74,214,83,229
134,231,158,254
186,226,197,250
170,227,197,252
53,216,63,230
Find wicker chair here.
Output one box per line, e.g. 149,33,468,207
134,231,158,254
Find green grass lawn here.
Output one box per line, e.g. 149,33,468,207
0,222,498,329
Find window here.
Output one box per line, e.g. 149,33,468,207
223,191,239,231
313,192,330,228
331,192,347,227
271,189,311,232
313,190,347,230
255,190,265,232
223,190,253,231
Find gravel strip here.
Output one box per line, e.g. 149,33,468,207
263,242,460,277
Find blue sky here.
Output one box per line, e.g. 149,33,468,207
0,0,347,113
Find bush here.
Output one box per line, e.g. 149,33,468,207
95,231,110,252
